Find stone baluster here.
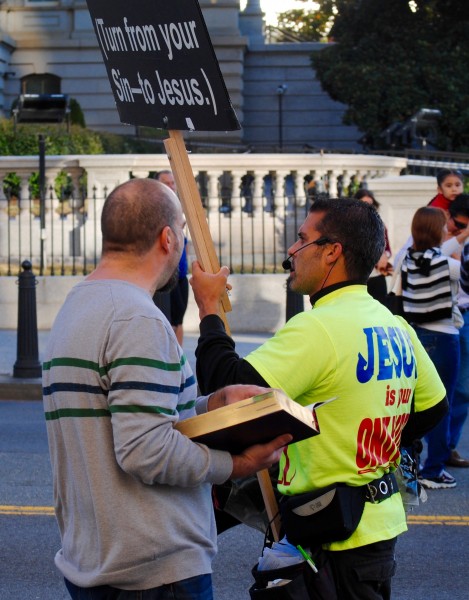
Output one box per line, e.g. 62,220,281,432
231,171,243,215
206,169,222,215
293,171,306,208
20,174,30,212
341,171,351,196
251,170,264,214
284,171,296,212
69,168,86,210
328,170,340,198
272,170,289,216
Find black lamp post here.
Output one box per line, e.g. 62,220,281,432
276,84,287,151
39,134,46,275
12,94,70,273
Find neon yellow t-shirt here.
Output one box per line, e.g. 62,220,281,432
246,285,445,550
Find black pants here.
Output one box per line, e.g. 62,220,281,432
170,277,189,326
326,538,397,600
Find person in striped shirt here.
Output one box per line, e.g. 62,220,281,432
403,206,467,488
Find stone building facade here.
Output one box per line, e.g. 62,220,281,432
0,0,360,150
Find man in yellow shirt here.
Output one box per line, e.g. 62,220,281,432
190,198,447,600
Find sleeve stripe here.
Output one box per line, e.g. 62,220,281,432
110,381,181,394
45,408,111,420
42,355,186,376
43,383,108,396
44,403,189,420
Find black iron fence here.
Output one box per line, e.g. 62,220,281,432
4,147,468,278
1,185,99,277
0,186,313,277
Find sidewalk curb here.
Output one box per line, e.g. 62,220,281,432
0,376,42,400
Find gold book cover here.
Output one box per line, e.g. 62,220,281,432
174,390,322,454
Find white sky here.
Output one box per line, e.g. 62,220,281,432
240,1,319,26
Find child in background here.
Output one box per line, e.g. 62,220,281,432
429,169,464,213
393,169,465,270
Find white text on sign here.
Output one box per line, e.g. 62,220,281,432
95,17,201,61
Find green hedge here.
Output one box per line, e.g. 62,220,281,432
0,119,166,155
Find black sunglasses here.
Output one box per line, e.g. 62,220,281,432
451,217,468,230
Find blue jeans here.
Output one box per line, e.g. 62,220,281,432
65,574,213,600
450,311,469,449
414,327,460,478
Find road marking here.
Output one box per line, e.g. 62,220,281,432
0,505,468,526
407,515,469,526
0,505,55,516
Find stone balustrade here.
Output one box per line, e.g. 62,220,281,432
0,152,407,202
1,152,432,277
0,152,443,332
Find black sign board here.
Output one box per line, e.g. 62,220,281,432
85,0,240,131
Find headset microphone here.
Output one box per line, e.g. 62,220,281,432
282,237,331,271
282,257,293,271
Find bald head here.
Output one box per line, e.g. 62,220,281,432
101,178,181,256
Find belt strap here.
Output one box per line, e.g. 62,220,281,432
364,472,398,503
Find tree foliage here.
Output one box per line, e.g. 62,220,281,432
277,8,332,41
311,0,469,151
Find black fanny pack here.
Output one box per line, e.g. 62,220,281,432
280,473,398,546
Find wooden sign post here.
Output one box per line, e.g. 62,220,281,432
164,130,231,330
86,0,281,542
164,130,281,540
164,130,281,539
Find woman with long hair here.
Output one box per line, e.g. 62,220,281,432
403,207,465,489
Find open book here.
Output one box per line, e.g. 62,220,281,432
174,390,323,454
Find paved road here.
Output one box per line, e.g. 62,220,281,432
1,332,468,599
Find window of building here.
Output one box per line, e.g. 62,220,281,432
21,73,61,95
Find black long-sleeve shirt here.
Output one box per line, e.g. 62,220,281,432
195,315,268,393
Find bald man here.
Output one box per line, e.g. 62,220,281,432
42,178,290,600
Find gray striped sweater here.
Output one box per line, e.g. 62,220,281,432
43,280,232,590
